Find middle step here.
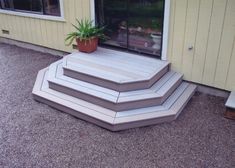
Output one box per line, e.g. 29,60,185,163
48,60,183,111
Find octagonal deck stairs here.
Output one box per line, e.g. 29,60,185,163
32,48,196,131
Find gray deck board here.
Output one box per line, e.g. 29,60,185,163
48,60,182,110
33,68,196,131
64,47,169,84
225,91,235,108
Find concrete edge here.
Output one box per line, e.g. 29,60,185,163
0,37,68,57
185,81,230,98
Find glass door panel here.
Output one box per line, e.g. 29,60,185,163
95,0,164,57
128,0,164,56
95,0,128,48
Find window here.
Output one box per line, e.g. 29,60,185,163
0,0,61,16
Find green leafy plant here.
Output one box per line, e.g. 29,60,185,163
65,19,105,46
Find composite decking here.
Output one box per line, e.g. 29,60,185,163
32,48,196,131
63,48,169,91
226,91,235,109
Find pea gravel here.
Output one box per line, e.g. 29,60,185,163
0,43,234,168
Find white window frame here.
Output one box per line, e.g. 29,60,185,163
0,0,65,22
90,0,170,61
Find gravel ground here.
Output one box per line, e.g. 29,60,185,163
0,43,234,168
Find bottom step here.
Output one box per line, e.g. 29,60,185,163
32,68,197,131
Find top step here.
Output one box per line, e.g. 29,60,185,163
63,48,170,92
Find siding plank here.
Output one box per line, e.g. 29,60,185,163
202,0,227,86
24,17,32,43
191,0,213,82
226,37,235,90
82,0,90,19
40,20,49,47
0,14,7,37
18,17,27,42
57,22,65,51
181,0,200,79
214,0,235,88
170,0,188,71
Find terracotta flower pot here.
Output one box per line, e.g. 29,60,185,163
76,37,98,53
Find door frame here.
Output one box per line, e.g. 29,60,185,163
90,0,170,61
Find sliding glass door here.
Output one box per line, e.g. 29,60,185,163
95,0,165,57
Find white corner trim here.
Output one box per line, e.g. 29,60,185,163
0,0,65,22
161,0,171,61
90,0,170,61
90,0,95,25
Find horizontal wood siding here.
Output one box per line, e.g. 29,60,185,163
0,0,234,91
0,0,90,52
168,0,235,91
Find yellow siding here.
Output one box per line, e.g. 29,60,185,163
0,0,234,91
0,0,90,52
168,0,235,91
181,0,200,79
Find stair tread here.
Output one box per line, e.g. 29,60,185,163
67,47,168,74
33,68,197,129
48,60,183,104
63,49,169,84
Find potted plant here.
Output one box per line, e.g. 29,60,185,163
65,19,105,53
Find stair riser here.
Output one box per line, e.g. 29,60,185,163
33,94,176,131
63,65,169,92
33,94,115,131
113,115,175,131
174,87,196,119
48,76,182,111
160,76,183,104
33,69,197,131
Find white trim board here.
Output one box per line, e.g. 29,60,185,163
0,0,65,22
161,0,170,61
89,0,171,61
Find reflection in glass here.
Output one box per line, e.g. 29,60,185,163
13,0,43,13
95,0,164,57
43,0,60,16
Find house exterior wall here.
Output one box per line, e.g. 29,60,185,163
168,0,235,91
0,0,91,53
0,0,234,91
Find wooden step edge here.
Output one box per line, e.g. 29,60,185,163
48,80,120,111
117,73,183,103
32,69,196,131
224,92,235,120
49,65,183,111
112,84,197,130
112,113,175,131
69,47,170,68
35,69,116,115
225,91,235,109
62,59,170,92
33,93,115,131
48,75,118,103
113,78,183,111
171,84,197,119
63,65,168,92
